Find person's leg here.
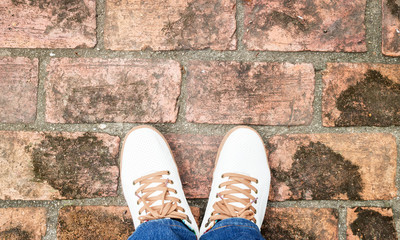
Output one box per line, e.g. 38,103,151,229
127,219,196,240
121,126,199,240
199,126,271,240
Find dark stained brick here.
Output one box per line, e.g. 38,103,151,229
0,131,120,200
0,57,38,123
0,208,47,240
267,133,397,201
347,207,397,240
165,134,223,198
104,0,236,50
186,61,315,125
58,206,133,240
45,58,181,123
0,0,96,48
243,0,366,52
57,206,200,239
383,0,400,56
323,63,400,127
262,208,338,239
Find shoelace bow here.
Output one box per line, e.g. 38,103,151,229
208,173,258,225
133,170,189,223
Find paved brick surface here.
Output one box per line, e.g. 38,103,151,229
104,0,236,50
0,0,96,48
46,58,181,123
58,206,200,239
383,0,400,56
347,207,397,240
0,57,38,123
186,61,315,125
261,208,338,239
58,206,133,240
323,63,400,127
267,133,397,201
165,134,223,198
0,208,47,240
243,0,366,52
0,131,120,200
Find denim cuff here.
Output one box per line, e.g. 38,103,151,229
208,217,259,233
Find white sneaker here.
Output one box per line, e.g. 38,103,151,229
120,125,199,236
200,126,271,235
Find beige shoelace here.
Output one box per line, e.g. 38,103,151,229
208,173,258,225
133,170,189,223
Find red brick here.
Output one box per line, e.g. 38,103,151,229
0,131,120,200
347,207,397,239
165,134,223,198
186,61,315,125
243,0,366,52
104,0,236,50
323,63,400,127
45,58,181,123
58,205,200,239
0,0,96,48
58,206,133,240
262,208,338,239
267,134,397,201
0,57,38,123
0,208,47,240
382,0,400,56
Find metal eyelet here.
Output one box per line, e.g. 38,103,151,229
178,199,181,203
167,171,171,175
170,180,174,184
255,179,259,184
218,184,221,188
255,189,258,194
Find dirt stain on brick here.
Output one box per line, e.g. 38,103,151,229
273,141,363,200
11,0,91,32
58,207,133,239
262,223,317,240
161,0,225,49
350,208,396,240
0,227,32,240
387,0,400,19
62,81,150,123
335,70,400,126
29,133,117,198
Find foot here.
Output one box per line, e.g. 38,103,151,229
200,126,271,235
120,125,199,236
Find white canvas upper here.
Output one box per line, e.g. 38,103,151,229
200,126,271,236
120,125,199,236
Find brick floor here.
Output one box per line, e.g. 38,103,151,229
0,0,399,239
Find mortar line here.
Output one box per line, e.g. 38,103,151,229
236,0,245,51
35,57,50,127
95,0,106,50
338,206,347,240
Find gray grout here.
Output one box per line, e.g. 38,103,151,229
1,0,400,239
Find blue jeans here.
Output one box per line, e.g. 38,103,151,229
127,217,265,240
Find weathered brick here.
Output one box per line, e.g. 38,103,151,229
261,208,338,239
267,133,397,201
243,0,366,52
58,206,133,240
0,57,38,123
165,134,223,198
57,206,200,239
104,0,236,51
383,0,400,56
46,58,181,123
186,61,315,125
0,131,120,200
0,208,47,240
347,207,397,240
0,0,96,48
323,63,400,127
